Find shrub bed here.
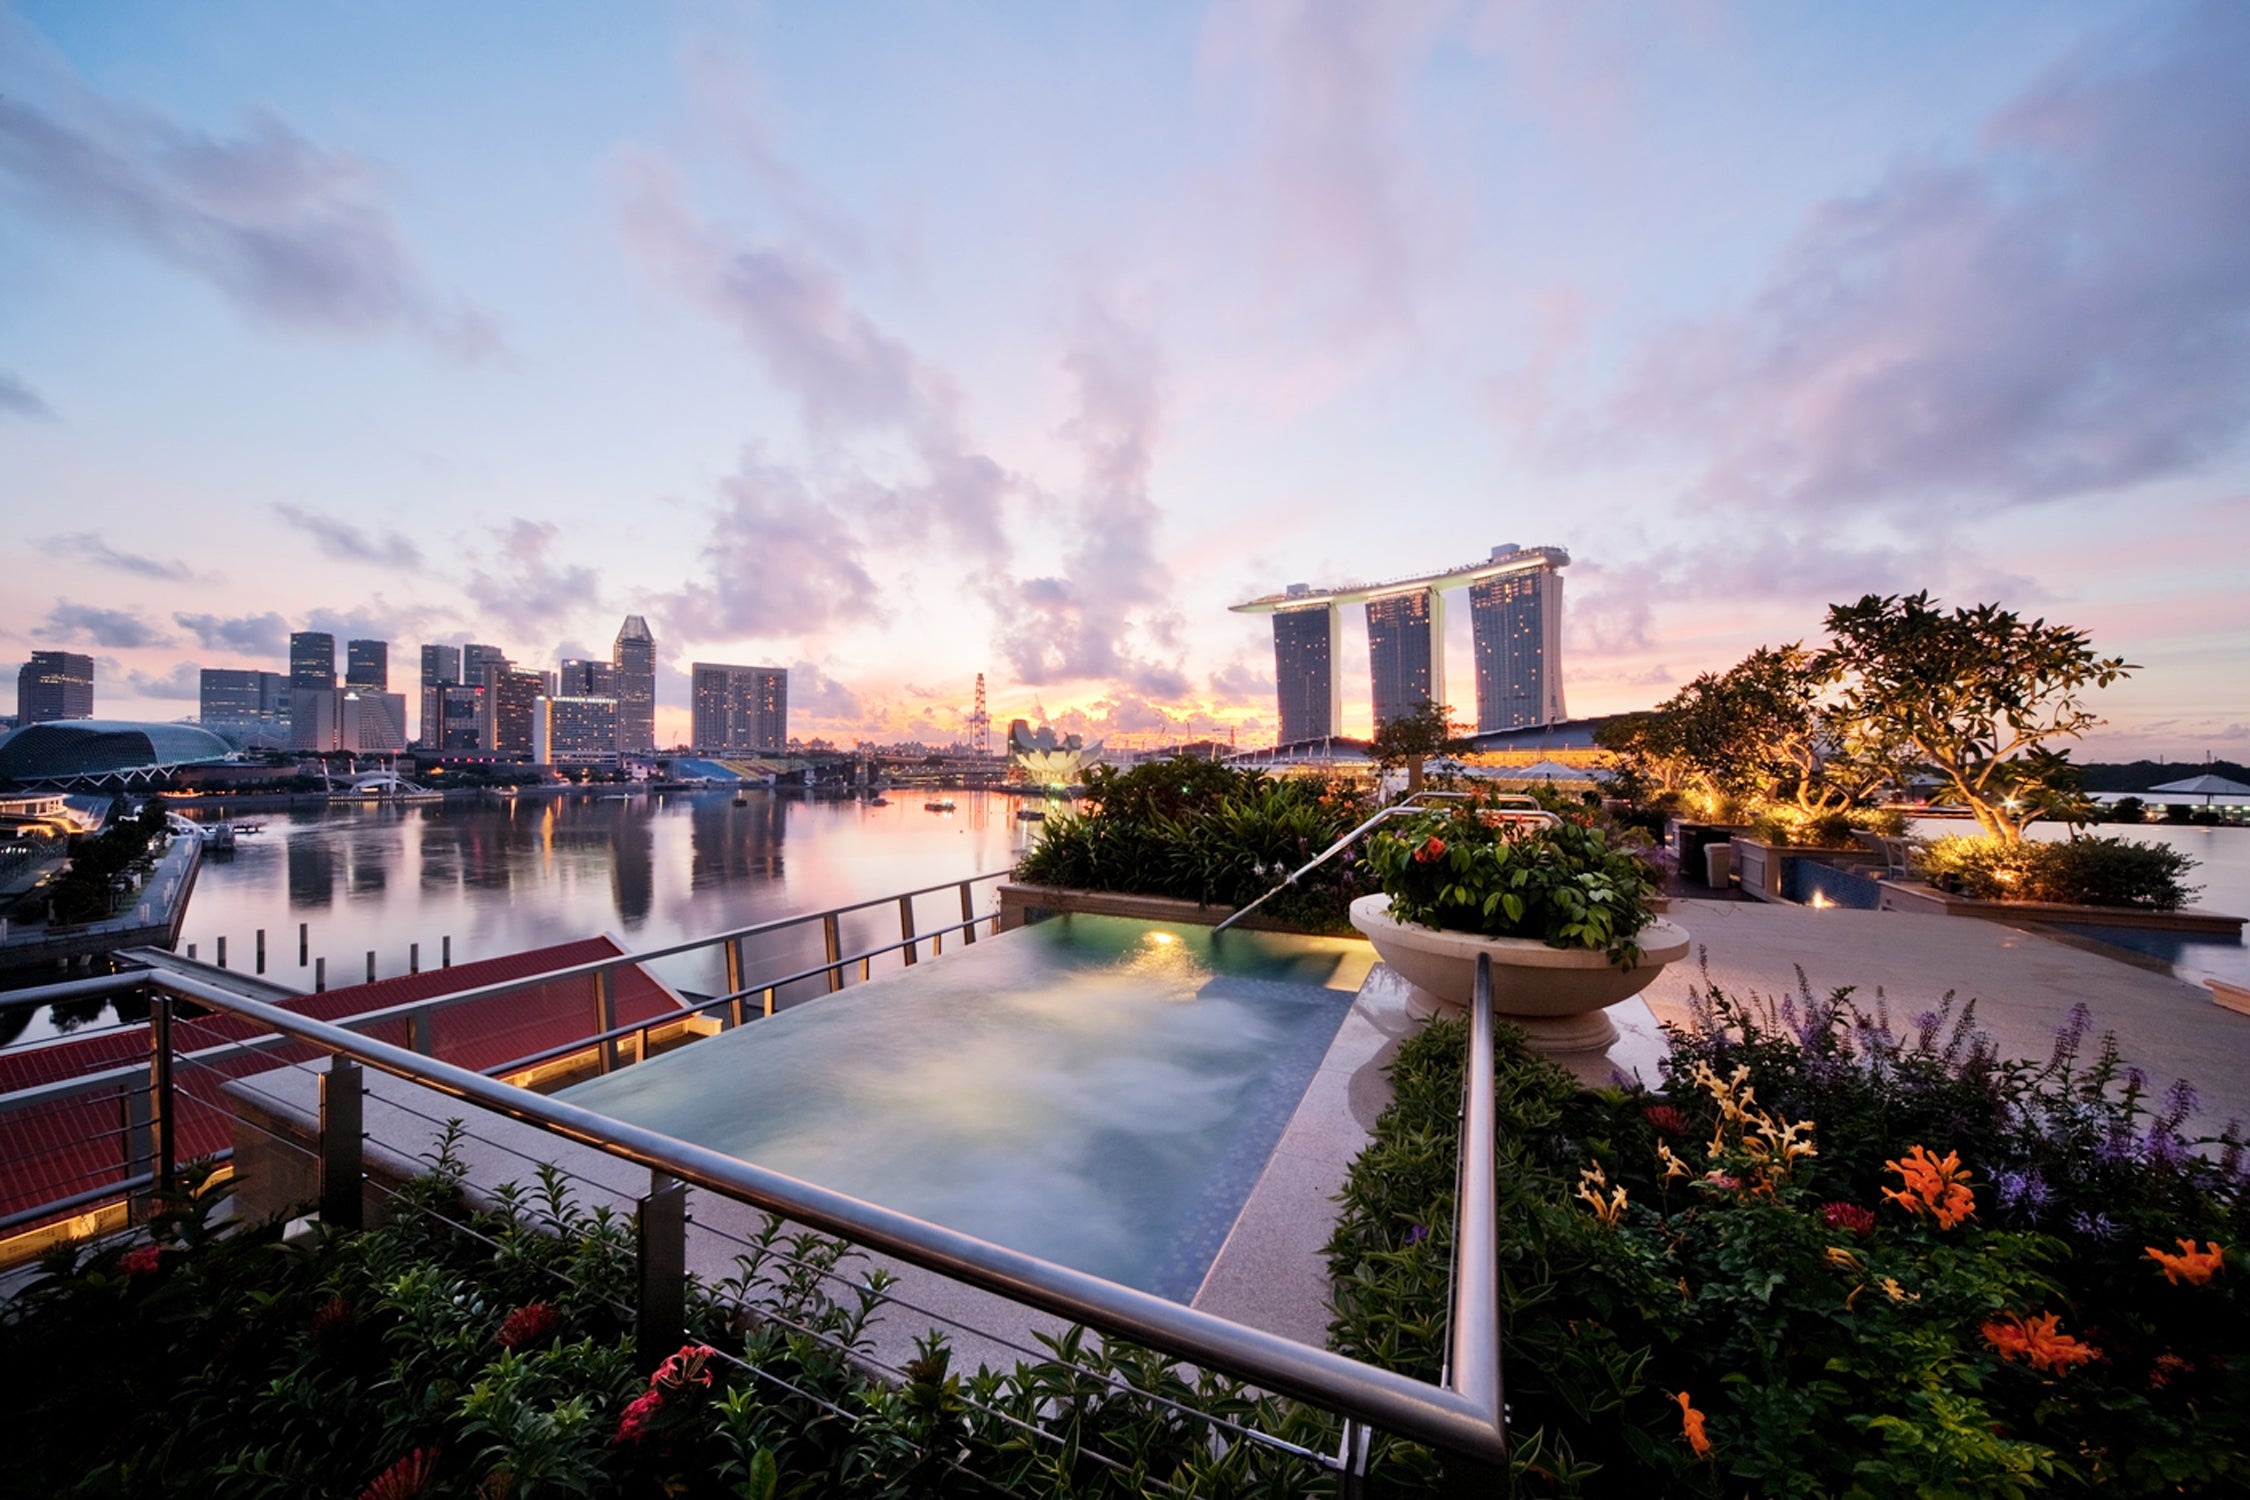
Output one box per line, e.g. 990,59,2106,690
1917,834,2201,909
1015,757,1375,931
1328,984,2249,1496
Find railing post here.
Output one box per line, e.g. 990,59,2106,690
959,880,978,944
822,913,843,992
215,935,227,969
255,927,266,974
299,922,308,965
319,1056,364,1231
315,956,326,992
366,950,377,984
148,993,176,1202
409,942,420,975
1339,1419,1370,1500
725,937,745,1028
410,1005,435,1056
763,986,776,1018
637,1170,687,1374
442,934,452,968
897,895,918,966
595,969,619,1073
121,1082,153,1226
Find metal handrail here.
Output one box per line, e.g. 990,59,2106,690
139,966,1506,1465
1213,791,1480,933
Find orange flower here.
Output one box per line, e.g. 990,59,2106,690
1981,1311,2100,1374
2145,1239,2225,1285
1882,1144,1976,1229
1674,1391,1710,1457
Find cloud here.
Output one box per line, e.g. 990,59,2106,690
0,371,54,419
1581,1,2250,515
273,502,423,568
787,660,864,724
123,662,201,700
1207,660,1275,705
41,600,171,649
611,149,1011,562
174,609,288,657
662,447,881,641
51,532,193,581
0,68,497,356
984,303,1189,700
464,518,602,639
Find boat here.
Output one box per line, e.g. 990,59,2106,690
1014,808,1045,822
869,795,891,807
925,797,956,812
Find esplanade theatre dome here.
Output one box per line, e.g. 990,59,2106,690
0,720,235,787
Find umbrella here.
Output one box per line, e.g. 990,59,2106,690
2148,773,2250,805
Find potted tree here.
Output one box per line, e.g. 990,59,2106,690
1350,803,1688,1052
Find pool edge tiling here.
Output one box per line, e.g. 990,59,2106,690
559,915,1373,1302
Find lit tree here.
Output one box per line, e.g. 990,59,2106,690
1818,593,2131,842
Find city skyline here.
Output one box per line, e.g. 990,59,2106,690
2,5,2244,758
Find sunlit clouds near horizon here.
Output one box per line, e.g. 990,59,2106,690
2,2,2244,758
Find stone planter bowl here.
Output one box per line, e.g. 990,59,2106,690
1349,894,1691,1053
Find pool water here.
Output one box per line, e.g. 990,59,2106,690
560,915,1373,1301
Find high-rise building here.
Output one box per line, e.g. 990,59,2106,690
481,668,544,758
558,658,616,698
289,632,336,691
345,639,389,691
534,695,622,768
461,643,510,690
17,651,95,725
1233,544,1570,743
613,616,657,754
289,688,407,752
1365,587,1444,730
1468,549,1569,730
418,644,461,748
437,684,486,750
1268,599,1341,744
690,663,788,755
199,668,290,747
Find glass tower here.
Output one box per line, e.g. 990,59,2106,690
1364,588,1444,730
613,616,657,755
1269,603,1340,744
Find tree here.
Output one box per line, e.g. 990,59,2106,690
1819,593,2131,842
1369,701,1472,794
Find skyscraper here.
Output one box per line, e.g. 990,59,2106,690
461,643,510,690
419,644,460,748
345,639,389,691
534,695,622,767
1468,551,1568,730
289,632,336,691
613,616,657,754
1269,600,1341,744
690,663,788,755
558,658,616,698
1365,587,1444,730
482,669,544,758
17,651,95,724
437,684,486,750
200,668,289,747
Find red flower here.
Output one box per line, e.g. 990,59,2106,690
360,1447,438,1500
118,1244,163,1279
613,1390,664,1446
495,1301,560,1350
1820,1202,1877,1238
311,1294,356,1340
653,1344,716,1392
1410,836,1447,864
1642,1105,1689,1137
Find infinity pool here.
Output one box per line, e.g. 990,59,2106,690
561,915,1372,1301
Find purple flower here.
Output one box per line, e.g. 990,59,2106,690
2158,1078,2201,1132
1994,1169,2050,1216
1403,1224,1429,1246
2069,1209,2117,1241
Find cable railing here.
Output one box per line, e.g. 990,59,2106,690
0,874,1505,1481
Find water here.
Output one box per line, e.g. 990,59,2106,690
1910,817,2250,989
560,914,1372,1301
2,789,1041,1048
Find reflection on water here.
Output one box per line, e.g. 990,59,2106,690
171,790,1028,1002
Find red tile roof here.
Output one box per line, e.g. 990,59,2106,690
0,937,687,1228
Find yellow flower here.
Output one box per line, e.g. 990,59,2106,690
1656,1143,1693,1183
1575,1164,1627,1227
1879,1276,1919,1305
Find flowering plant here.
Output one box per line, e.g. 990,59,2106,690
1363,799,1661,964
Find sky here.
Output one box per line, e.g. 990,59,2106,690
2,0,2245,759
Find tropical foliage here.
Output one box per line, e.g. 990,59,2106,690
1917,834,2201,909
1328,984,2250,1497
1014,757,1375,930
1364,799,1661,965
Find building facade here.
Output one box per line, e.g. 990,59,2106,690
345,639,389,691
1364,587,1444,730
17,651,95,725
534,695,622,767
689,662,787,756
613,616,657,754
1468,560,1567,731
289,632,336,691
198,668,290,747
290,689,408,753
436,684,486,750
461,643,510,690
1268,600,1341,744
482,669,544,759
558,658,616,698
418,644,461,748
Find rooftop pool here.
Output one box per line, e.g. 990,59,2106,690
560,914,1373,1302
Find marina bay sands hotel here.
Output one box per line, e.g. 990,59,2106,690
1231,544,1569,745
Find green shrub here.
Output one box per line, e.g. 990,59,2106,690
1329,981,2250,1497
1742,805,1906,849
1917,834,2200,908
1015,757,1375,931
1365,802,1660,965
